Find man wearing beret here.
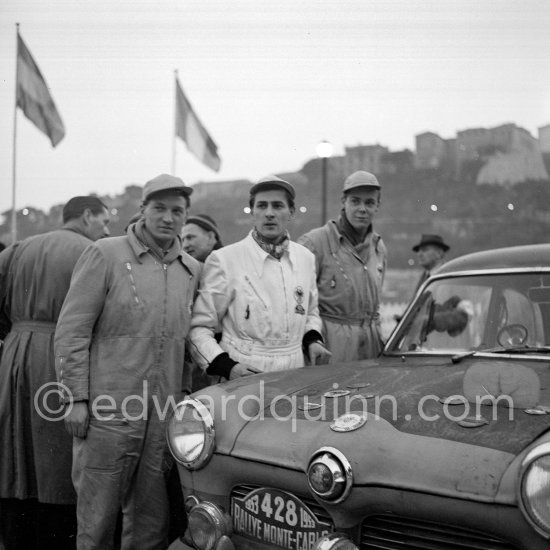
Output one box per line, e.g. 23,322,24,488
298,170,387,363
189,175,331,379
182,213,223,263
54,174,201,549
412,233,450,295
182,214,224,392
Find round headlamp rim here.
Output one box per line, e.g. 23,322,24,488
167,397,215,470
188,501,230,549
519,441,550,539
309,455,344,498
307,446,353,504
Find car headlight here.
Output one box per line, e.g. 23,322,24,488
167,398,215,470
187,502,231,550
313,533,359,550
519,441,550,538
307,447,353,503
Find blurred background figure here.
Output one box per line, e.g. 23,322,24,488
181,213,224,393
182,213,222,262
412,234,450,294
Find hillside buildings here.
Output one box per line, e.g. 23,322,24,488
413,122,548,184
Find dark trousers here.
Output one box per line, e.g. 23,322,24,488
0,498,76,550
166,465,188,542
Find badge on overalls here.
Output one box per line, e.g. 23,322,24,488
294,286,305,315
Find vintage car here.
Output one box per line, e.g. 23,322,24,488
167,243,550,550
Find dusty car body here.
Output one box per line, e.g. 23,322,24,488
167,244,550,550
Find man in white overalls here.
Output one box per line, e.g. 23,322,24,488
189,175,331,379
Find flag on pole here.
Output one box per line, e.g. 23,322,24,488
175,78,221,172
16,32,65,147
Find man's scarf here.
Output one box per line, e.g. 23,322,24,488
251,229,290,260
336,210,371,247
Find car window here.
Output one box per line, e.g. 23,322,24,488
498,288,543,345
388,273,549,354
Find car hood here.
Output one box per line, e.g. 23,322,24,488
193,356,550,500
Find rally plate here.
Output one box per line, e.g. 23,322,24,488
232,487,332,550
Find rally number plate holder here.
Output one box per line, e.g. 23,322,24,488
232,487,332,550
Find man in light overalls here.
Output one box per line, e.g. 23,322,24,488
189,175,331,379
299,171,387,363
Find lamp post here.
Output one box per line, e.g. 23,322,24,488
316,140,333,225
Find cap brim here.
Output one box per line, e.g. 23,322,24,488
144,185,193,201
250,181,295,199
412,242,449,252
344,183,381,193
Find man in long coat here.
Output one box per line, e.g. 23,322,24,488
0,196,110,549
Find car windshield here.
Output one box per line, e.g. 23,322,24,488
386,272,550,355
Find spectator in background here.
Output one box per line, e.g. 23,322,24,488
182,213,222,262
189,175,330,380
54,174,200,549
0,196,110,550
412,234,450,294
298,170,387,363
181,213,224,390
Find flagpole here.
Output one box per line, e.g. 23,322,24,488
171,69,178,176
11,23,20,244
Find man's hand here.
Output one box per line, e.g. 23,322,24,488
64,402,89,438
308,341,332,365
229,363,262,380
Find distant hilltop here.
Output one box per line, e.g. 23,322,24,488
195,121,550,191
181,120,550,262
415,122,549,184
3,121,550,260
313,121,549,186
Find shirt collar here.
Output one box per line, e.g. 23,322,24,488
126,223,197,275
245,231,295,277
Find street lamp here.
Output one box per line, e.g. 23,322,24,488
316,140,333,225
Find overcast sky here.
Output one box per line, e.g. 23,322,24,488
1,0,549,211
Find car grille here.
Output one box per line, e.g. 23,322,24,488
360,515,517,550
231,484,334,528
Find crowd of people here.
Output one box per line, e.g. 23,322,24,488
0,170,449,549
